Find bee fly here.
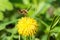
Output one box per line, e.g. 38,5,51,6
18,9,28,16
17,6,31,16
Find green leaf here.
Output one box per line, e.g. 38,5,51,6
6,2,13,10
46,13,50,19
35,38,40,40
27,9,34,17
23,0,30,5
14,3,27,9
0,0,13,11
0,25,5,31
6,27,17,34
0,6,6,11
54,8,60,16
0,19,17,30
41,35,48,40
1,34,13,40
50,16,60,30
0,0,8,2
31,2,51,18
51,27,60,32
13,35,19,38
41,3,51,14
0,12,4,21
57,33,60,40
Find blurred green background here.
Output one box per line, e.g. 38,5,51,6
0,0,60,40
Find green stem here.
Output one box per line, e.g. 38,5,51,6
31,36,35,40
19,35,20,40
23,36,27,40
36,18,49,27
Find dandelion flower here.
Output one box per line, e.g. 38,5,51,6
16,17,38,36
